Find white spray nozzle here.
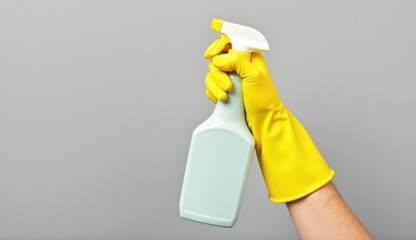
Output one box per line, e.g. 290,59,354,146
211,19,269,53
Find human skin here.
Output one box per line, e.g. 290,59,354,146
286,182,372,240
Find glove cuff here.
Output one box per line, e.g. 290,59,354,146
268,169,335,203
253,108,335,203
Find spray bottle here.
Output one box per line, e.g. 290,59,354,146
180,19,269,227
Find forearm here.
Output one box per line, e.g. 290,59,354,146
286,182,372,240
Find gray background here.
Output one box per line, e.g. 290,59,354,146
0,0,415,239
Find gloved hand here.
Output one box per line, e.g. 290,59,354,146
204,36,335,203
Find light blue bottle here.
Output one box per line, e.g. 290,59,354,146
179,19,269,228
180,72,254,227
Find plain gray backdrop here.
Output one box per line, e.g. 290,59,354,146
1,0,415,239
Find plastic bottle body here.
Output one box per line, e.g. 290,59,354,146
180,73,254,227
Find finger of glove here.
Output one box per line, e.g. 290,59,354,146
204,35,231,59
208,62,232,91
205,90,218,103
205,72,228,101
212,52,260,81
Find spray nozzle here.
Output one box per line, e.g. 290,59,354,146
211,19,269,53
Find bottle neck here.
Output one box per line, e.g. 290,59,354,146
211,72,246,123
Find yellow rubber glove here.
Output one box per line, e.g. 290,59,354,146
204,38,335,203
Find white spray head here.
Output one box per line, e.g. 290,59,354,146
211,19,269,53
